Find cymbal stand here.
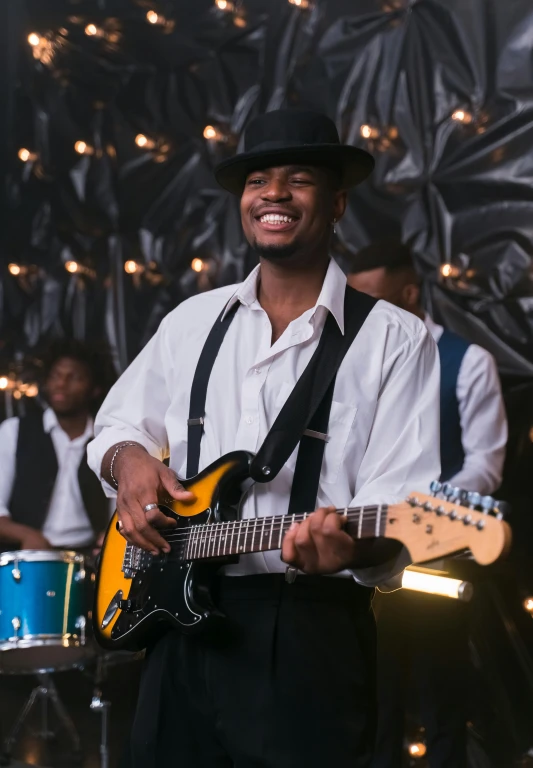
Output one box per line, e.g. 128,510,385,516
90,655,111,768
0,673,82,766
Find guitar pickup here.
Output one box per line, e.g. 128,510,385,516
117,599,138,613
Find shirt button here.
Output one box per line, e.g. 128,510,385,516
254,368,261,374
246,416,254,425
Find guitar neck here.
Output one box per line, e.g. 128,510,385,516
182,506,388,561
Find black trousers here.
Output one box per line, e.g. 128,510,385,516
125,574,377,768
371,590,469,768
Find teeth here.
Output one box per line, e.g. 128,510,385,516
260,214,295,224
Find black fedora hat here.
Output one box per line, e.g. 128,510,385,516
214,109,375,195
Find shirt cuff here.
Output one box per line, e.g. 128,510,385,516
349,544,411,588
87,427,165,499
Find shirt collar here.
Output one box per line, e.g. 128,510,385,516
43,407,94,441
221,258,346,334
423,313,444,343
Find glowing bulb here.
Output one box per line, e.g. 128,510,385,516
191,258,205,273
13,390,22,400
524,598,533,612
203,125,218,140
124,260,139,274
75,141,87,154
408,743,427,758
8,263,21,276
0,377,8,390
28,33,41,46
234,15,247,27
65,261,79,273
25,384,39,398
18,148,31,162
146,10,159,23
452,109,473,124
216,0,233,9
289,0,309,6
135,134,155,149
360,124,379,140
85,24,98,36
440,263,460,279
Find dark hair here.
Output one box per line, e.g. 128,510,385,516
346,238,419,280
42,339,116,403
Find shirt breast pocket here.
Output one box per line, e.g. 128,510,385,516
274,385,357,486
321,400,357,485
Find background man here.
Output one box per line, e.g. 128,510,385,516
0,340,112,551
347,239,507,768
88,111,441,768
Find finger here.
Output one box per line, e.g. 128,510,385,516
294,517,319,569
160,469,195,502
119,494,168,554
322,508,343,535
309,507,329,535
281,522,300,565
145,508,177,529
117,506,153,551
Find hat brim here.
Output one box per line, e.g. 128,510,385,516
214,144,374,195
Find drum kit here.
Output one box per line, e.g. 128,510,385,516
0,549,136,768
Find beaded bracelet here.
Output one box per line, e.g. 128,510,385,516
109,442,140,488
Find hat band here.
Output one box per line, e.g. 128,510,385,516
243,139,340,153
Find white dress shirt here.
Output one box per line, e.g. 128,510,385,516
0,408,97,547
88,259,441,586
424,315,507,495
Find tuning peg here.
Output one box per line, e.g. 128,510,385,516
441,483,453,499
466,491,481,509
492,500,510,520
480,496,494,514
429,480,442,496
448,486,462,502
458,489,470,507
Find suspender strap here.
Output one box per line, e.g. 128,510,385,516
186,302,240,477
288,378,335,515
250,286,377,485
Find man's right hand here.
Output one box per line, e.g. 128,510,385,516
109,444,195,555
20,529,52,550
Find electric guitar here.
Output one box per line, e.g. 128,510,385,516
93,450,511,651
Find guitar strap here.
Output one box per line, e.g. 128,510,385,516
186,284,376,514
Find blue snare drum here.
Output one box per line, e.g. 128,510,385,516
0,550,94,673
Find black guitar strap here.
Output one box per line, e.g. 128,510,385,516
186,285,377,514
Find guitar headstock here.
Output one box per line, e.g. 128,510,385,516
385,482,512,566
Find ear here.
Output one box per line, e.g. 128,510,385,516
402,282,420,310
332,190,347,222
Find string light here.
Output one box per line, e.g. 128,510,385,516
65,261,79,273
360,124,380,140
191,258,205,273
288,0,310,7
124,260,142,274
8,264,22,276
0,378,8,390
25,384,39,398
135,134,156,150
146,10,159,23
203,125,228,143
18,148,33,162
215,0,234,9
440,263,461,279
27,33,41,47
84,23,102,37
74,141,94,155
402,568,473,601
408,743,427,758
452,109,473,124
524,598,533,613
234,14,247,27
13,390,22,400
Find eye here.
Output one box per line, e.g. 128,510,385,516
247,177,265,186
291,177,312,185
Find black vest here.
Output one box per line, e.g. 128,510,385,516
9,412,109,539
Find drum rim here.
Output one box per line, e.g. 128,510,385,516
0,549,84,566
0,636,95,674
0,633,86,649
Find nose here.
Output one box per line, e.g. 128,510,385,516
261,178,291,202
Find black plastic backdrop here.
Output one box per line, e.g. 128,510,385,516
2,0,533,753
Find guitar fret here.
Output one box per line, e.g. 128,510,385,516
217,523,222,557
375,505,382,537
192,525,199,559
210,523,218,558
277,516,284,549
238,519,244,553
251,518,258,552
358,507,364,539
268,516,275,550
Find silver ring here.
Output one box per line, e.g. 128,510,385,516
143,503,159,513
117,520,124,531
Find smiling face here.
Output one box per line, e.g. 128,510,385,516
240,164,346,265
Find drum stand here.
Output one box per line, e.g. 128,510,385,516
90,656,112,768
0,673,82,766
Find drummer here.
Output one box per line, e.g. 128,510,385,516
0,340,113,553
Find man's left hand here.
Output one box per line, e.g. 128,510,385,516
281,506,357,575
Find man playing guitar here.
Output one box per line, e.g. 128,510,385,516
88,110,441,768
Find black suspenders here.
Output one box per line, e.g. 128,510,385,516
186,287,377,515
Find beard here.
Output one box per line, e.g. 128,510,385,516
251,237,302,262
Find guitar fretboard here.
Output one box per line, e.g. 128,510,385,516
171,506,388,562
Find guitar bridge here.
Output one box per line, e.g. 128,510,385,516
122,543,154,578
